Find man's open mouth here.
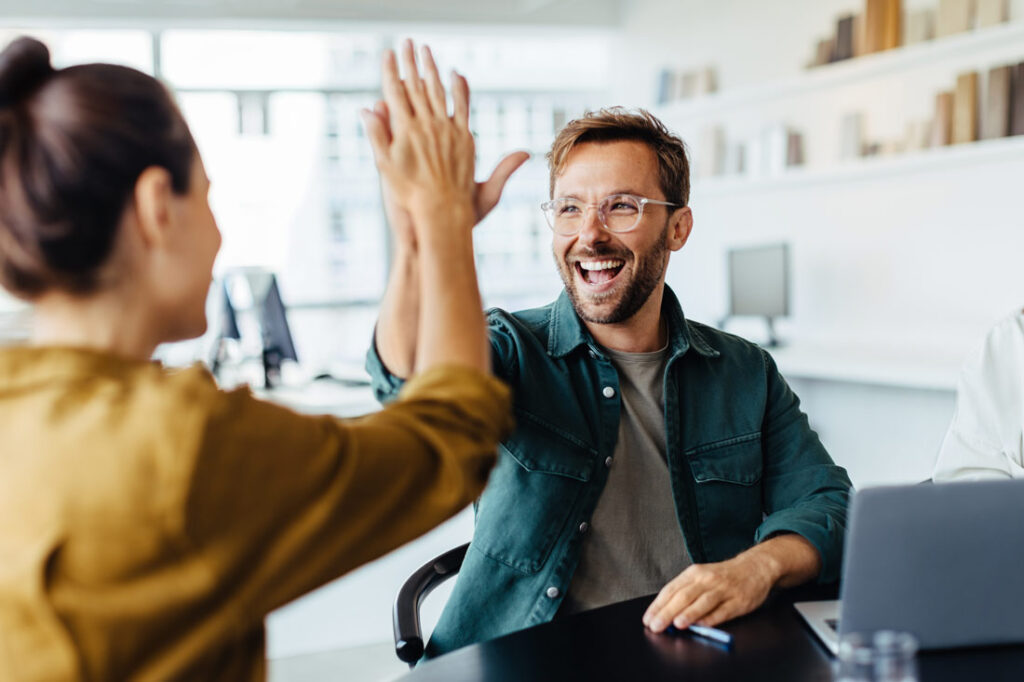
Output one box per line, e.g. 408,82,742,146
575,259,626,286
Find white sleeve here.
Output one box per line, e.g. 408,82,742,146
933,315,1024,482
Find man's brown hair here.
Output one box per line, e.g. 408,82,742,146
546,107,690,207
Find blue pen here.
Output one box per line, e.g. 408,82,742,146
666,623,734,647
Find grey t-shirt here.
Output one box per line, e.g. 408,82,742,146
558,343,692,616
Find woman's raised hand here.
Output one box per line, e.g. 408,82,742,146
362,40,477,241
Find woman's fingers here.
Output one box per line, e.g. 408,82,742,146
419,45,449,119
399,38,432,117
452,70,470,128
380,50,412,122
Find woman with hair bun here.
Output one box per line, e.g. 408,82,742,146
0,36,516,680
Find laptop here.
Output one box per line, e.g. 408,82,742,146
795,479,1024,654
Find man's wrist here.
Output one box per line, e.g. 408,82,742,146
754,533,822,587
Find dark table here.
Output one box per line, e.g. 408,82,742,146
398,583,1024,681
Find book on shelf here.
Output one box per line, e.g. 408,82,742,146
975,0,1009,28
786,132,805,167
840,112,865,159
931,91,954,146
696,66,718,95
725,143,746,175
904,120,932,152
677,71,698,99
904,9,936,45
814,37,835,66
865,0,901,53
656,68,672,105
936,0,972,38
952,71,979,145
697,125,727,178
1012,63,1024,136
983,65,1013,139
852,13,867,57
835,15,855,61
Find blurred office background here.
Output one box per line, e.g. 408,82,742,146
1,0,1022,679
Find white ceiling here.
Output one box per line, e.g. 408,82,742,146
0,0,622,27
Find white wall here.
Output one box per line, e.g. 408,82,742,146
613,0,1024,486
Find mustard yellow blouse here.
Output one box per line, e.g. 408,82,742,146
0,347,511,680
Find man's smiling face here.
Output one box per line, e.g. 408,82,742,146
551,139,676,325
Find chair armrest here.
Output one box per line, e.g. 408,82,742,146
393,542,470,666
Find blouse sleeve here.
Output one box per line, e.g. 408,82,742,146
933,316,1024,482
181,364,513,622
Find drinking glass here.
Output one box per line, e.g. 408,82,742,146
835,631,918,682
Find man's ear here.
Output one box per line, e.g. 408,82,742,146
666,206,693,252
131,166,175,249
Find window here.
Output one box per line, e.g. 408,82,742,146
0,27,610,365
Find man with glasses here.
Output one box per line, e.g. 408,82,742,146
367,103,852,657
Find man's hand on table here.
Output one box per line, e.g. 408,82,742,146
642,534,822,633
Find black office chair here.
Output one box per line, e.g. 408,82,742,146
393,542,469,666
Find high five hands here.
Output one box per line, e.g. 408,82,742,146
361,39,530,248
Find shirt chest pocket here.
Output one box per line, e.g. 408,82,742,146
686,433,765,549
471,415,595,575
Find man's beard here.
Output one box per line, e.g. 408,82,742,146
556,231,669,325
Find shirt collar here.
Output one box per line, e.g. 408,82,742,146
546,285,721,360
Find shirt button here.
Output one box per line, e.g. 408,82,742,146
588,349,598,359
578,521,589,533
602,386,616,398
605,456,614,468
546,586,560,599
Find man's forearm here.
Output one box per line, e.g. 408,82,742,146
415,210,489,374
742,533,822,589
375,245,420,379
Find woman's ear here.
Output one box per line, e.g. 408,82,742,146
667,206,693,252
131,166,175,249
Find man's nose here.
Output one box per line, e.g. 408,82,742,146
576,205,608,245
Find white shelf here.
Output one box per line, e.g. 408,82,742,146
690,134,1024,196
658,21,1024,121
770,342,962,391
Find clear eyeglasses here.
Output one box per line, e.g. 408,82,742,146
540,193,682,236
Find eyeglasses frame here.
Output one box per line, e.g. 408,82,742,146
539,193,684,235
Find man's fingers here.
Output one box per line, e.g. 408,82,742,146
643,566,698,626
372,100,393,143
419,45,448,118
380,50,412,121
647,582,704,632
643,586,675,627
452,70,470,127
671,591,722,630
695,601,737,629
476,151,531,218
399,38,432,117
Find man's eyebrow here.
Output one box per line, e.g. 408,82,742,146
553,189,645,200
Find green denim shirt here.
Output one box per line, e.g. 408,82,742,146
366,286,852,658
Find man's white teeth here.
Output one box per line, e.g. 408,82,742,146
579,260,624,271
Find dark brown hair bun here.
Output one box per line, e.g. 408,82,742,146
0,37,54,108
0,35,196,299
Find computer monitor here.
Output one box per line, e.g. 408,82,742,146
241,270,298,389
208,280,241,376
727,243,790,347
